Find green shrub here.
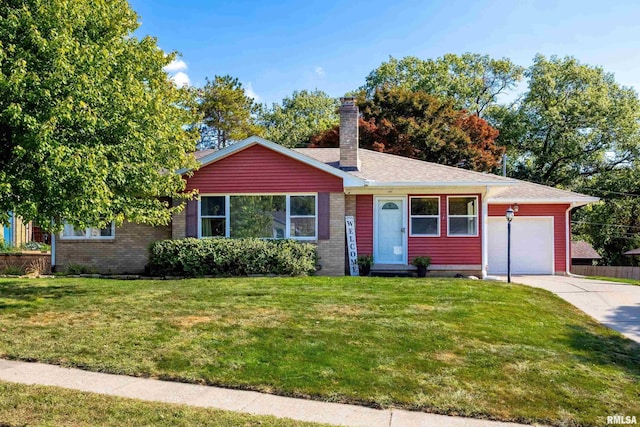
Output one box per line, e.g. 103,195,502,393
1,265,25,276
0,239,16,253
21,241,50,251
63,264,98,275
357,254,374,268
411,256,432,268
148,238,318,277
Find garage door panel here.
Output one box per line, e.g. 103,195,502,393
488,217,554,275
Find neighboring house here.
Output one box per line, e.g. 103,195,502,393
623,248,640,266
0,216,10,244
0,212,33,248
571,240,602,265
624,248,640,256
52,98,598,277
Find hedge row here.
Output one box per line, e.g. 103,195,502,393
147,238,317,277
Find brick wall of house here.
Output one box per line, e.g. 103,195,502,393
316,192,346,276
54,221,170,274
172,199,187,240
345,195,356,217
339,98,360,171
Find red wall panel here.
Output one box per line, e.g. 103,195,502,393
408,194,482,265
489,204,570,273
355,194,483,265
356,195,373,256
186,144,343,193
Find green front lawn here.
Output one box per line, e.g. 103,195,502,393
0,277,638,427
587,276,640,285
0,381,324,426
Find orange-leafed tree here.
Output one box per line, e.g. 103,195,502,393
309,87,504,172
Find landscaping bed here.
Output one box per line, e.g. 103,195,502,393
0,277,638,426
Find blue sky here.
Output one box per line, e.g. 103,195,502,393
129,0,640,106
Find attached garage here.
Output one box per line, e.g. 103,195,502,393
487,216,555,275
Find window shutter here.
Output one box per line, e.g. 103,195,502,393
185,199,198,238
318,193,330,240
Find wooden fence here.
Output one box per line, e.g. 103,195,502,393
572,265,640,281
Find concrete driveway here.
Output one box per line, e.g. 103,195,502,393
510,275,640,343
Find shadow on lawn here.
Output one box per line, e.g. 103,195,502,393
568,323,640,378
0,281,87,309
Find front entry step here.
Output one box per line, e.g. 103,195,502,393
370,264,417,277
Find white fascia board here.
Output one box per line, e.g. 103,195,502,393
358,181,516,187
486,198,599,205
344,182,513,195
177,136,365,187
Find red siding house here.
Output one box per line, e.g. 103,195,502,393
52,98,598,277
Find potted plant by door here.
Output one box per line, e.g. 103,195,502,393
411,256,431,278
357,254,374,276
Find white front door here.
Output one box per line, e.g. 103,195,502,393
375,198,406,264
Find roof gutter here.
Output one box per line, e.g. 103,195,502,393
566,202,576,276
486,198,599,205
346,181,516,188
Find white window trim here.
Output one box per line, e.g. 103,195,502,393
409,196,440,237
59,222,116,240
199,195,227,238
287,194,318,241
447,195,479,237
198,193,318,241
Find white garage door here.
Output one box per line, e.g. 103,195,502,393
488,217,554,275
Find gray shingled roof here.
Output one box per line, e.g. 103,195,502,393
572,241,602,260
192,144,598,203
194,149,215,160
294,148,597,202
294,148,515,185
488,180,598,203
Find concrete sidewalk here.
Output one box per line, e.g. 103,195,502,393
0,359,531,427
509,275,640,343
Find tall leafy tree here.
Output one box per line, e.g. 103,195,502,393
573,166,640,265
198,75,262,149
310,88,504,171
0,0,198,230
258,90,339,147
497,55,640,187
362,53,524,116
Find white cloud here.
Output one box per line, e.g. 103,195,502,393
170,71,191,87
163,59,188,73
244,82,260,101
315,66,325,77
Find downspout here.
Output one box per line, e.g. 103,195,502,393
481,186,489,279
8,212,14,246
51,233,56,273
50,219,56,273
565,203,575,277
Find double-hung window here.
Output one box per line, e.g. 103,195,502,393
289,195,316,238
447,196,478,236
410,197,440,236
200,196,226,237
60,222,115,240
199,194,317,240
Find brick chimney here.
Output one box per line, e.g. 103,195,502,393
339,97,360,171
